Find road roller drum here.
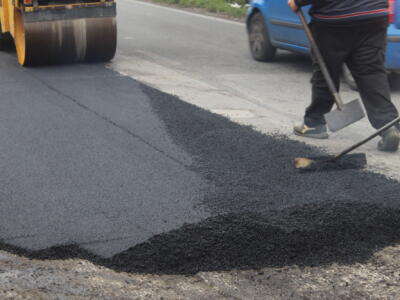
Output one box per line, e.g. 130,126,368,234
0,0,117,66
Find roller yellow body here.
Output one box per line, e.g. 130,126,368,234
0,0,117,66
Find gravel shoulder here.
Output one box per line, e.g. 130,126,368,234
1,246,400,299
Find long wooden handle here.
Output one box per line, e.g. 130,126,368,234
297,10,344,110
333,116,400,161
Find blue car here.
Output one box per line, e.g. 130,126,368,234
396,0,400,28
247,0,400,73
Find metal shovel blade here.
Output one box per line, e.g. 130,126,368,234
324,99,365,132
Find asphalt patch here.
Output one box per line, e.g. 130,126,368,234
2,82,400,276
110,201,400,274
4,201,400,276
141,84,400,214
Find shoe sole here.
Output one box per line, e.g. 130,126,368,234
378,132,400,152
294,130,329,140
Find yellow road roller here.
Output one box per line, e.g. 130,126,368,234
0,0,117,66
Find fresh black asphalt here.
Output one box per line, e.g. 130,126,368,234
0,50,400,275
107,86,400,274
0,52,207,257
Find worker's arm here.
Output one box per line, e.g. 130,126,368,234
288,0,312,12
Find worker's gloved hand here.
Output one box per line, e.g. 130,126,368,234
288,0,298,12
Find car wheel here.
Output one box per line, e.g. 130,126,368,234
248,12,276,62
342,64,358,91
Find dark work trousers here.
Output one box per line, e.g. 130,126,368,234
304,18,399,129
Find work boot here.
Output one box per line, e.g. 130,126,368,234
378,126,400,152
293,123,329,139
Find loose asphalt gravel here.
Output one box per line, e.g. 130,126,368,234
3,82,400,281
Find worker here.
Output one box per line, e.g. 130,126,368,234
288,0,400,152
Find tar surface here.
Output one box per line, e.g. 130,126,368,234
6,82,400,276
107,85,400,274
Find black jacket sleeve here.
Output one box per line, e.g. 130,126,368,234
295,0,313,7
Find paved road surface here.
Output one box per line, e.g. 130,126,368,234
0,55,207,257
114,0,400,180
0,0,399,260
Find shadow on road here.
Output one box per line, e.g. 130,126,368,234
1,83,400,275
256,51,312,73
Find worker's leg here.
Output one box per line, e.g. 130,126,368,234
347,19,399,151
303,24,349,127
346,20,398,130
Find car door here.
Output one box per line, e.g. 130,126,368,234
267,0,310,50
395,0,400,29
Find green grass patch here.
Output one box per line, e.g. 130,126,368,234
150,0,247,18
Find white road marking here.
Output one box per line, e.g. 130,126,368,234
125,0,246,27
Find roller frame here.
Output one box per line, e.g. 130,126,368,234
23,2,116,23
11,1,117,66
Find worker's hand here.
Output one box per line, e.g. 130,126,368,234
288,0,298,12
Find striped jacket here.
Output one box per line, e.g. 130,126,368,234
295,0,389,23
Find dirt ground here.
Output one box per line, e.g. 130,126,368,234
1,245,400,299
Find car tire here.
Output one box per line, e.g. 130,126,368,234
248,13,276,62
342,64,358,91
